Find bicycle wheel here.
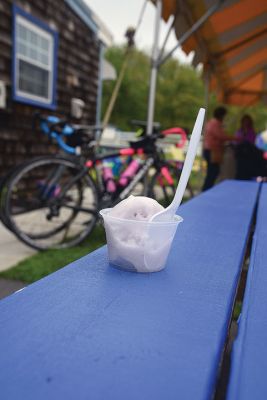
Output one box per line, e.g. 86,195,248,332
1,164,23,230
147,162,194,206
1,160,40,231
4,156,99,250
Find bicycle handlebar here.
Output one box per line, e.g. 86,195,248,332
36,114,76,154
35,113,101,155
50,132,77,154
35,113,186,156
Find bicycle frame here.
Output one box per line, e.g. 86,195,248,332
45,139,170,210
83,147,156,205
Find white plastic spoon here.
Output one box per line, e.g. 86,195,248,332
150,107,206,223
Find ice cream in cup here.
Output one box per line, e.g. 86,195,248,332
100,195,183,273
100,108,206,273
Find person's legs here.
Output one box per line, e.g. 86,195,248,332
202,149,220,191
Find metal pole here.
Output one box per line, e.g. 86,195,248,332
200,67,211,166
146,0,162,135
135,0,148,34
204,67,210,118
158,14,175,61
158,0,225,67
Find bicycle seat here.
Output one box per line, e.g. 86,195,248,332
129,135,159,151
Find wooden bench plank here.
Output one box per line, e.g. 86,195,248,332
227,183,267,400
0,180,259,400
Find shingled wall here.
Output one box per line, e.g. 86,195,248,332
0,0,100,177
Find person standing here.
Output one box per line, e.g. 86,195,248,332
235,114,256,144
235,115,263,180
202,107,228,191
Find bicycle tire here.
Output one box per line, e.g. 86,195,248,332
0,161,32,230
4,156,99,250
1,156,79,235
1,154,78,230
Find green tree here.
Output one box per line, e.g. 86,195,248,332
155,58,205,131
102,46,209,132
102,46,150,130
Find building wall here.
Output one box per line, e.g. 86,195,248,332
0,0,100,176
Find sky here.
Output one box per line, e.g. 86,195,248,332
85,0,193,64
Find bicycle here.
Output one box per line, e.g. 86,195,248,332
0,114,100,229
2,115,191,250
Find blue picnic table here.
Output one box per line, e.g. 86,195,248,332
0,180,263,399
227,183,267,400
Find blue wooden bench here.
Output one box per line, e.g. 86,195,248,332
0,181,259,400
227,183,267,400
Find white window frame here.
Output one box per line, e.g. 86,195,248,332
13,7,57,108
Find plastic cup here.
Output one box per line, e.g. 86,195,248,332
100,208,183,273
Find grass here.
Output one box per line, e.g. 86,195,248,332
0,225,106,283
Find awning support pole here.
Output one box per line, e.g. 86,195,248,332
146,0,224,136
146,0,162,135
158,0,225,67
158,14,176,61
204,67,211,117
202,67,210,155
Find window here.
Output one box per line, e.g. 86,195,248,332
13,6,58,108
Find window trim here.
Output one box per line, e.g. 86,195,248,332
15,16,53,104
12,5,58,109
